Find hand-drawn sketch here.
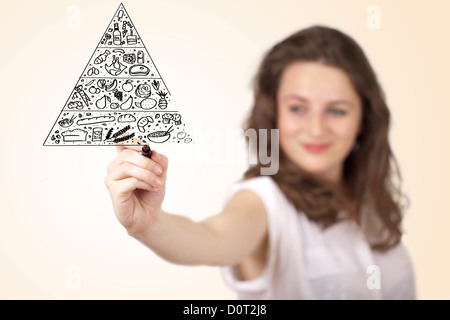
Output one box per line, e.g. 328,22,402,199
147,125,174,144
44,3,193,146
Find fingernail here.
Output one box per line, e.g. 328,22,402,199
155,178,162,186
154,166,162,175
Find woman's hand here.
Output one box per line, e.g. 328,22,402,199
104,143,267,268
104,144,168,235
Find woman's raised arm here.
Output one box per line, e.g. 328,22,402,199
104,144,268,266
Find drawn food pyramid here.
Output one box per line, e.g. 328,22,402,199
44,3,192,146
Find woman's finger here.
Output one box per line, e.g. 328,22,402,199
149,149,169,172
115,144,143,154
109,162,164,188
108,148,164,176
109,177,154,199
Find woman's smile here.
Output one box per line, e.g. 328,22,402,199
302,143,331,154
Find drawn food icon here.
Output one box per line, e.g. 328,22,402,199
68,101,84,110
96,95,111,109
61,129,88,142
156,90,168,109
173,114,182,125
137,116,154,133
118,114,137,123
105,79,118,92
94,50,110,64
122,80,133,92
162,113,173,124
129,64,150,76
113,89,123,101
135,98,157,110
151,80,160,91
75,85,90,107
123,53,136,64
105,55,127,76
87,67,100,76
89,86,101,94
117,9,124,21
135,83,151,98
97,79,106,89
120,96,133,110
147,125,174,143
58,114,77,128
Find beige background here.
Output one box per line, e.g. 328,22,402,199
0,0,449,299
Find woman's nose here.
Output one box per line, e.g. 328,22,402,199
306,113,326,137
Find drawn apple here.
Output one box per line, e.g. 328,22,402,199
122,80,133,92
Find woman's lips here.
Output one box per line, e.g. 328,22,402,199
303,143,331,154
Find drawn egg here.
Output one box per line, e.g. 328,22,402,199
177,132,187,140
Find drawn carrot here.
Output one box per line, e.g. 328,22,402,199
151,80,160,91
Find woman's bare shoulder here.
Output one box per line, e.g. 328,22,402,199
223,188,267,215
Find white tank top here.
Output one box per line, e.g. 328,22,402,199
220,176,416,299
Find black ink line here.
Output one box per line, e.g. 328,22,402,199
111,125,131,138
113,132,135,143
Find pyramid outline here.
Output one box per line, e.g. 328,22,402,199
44,3,192,146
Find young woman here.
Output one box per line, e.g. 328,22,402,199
104,26,415,299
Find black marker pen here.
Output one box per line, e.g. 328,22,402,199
141,144,152,158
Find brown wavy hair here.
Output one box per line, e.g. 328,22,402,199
242,26,409,251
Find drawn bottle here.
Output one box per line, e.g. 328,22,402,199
113,23,121,45
137,50,144,63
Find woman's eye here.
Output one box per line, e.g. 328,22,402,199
289,105,306,114
328,108,347,116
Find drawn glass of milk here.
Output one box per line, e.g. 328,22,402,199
92,128,103,141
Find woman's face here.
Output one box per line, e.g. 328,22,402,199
276,62,362,183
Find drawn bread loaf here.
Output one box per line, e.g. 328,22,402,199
61,129,87,142
118,114,136,122
76,116,116,125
